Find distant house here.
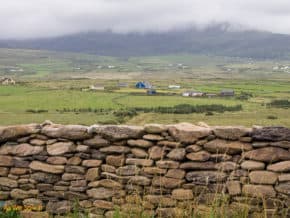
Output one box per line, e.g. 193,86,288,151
220,89,235,97
147,89,157,95
168,85,181,89
118,82,128,88
89,84,105,91
135,81,152,89
206,93,217,98
182,91,204,97
0,77,15,85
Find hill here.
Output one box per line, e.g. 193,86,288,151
1,26,290,59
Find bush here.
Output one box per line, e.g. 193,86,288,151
26,109,48,113
268,99,290,108
267,115,278,120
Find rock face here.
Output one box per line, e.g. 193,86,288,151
0,122,290,217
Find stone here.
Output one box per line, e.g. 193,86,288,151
71,180,87,187
186,151,210,162
126,158,153,167
76,145,89,152
0,177,18,188
144,195,176,207
168,123,211,143
131,148,148,158
20,212,49,218
0,167,9,176
10,189,38,199
128,176,151,186
29,161,64,174
243,147,290,163
226,181,241,195
10,167,28,175
0,155,13,166
87,188,114,199
64,191,88,200
116,165,140,176
67,156,82,165
46,201,72,214
83,136,109,147
152,177,183,188
215,161,238,172
29,138,46,146
93,200,114,210
166,169,186,179
47,142,75,155
143,134,164,141
65,166,85,174
186,171,227,184
0,124,40,142
252,142,269,148
127,139,153,148
204,139,252,155
13,158,29,168
89,125,144,140
31,172,60,183
142,167,167,175
210,154,232,162
252,127,290,141
86,168,100,181
185,145,202,152
156,160,179,169
249,171,278,184
0,143,43,157
106,155,125,167
180,161,216,170
42,124,91,140
94,179,122,189
242,185,276,198
144,124,167,133
166,148,185,160
270,141,290,149
46,157,67,165
62,173,84,181
100,146,131,154
82,160,102,167
149,146,165,160
23,198,43,208
101,165,116,173
275,182,290,195
172,189,193,200
213,126,250,140
157,141,182,148
267,161,290,172
278,174,290,182
241,160,265,170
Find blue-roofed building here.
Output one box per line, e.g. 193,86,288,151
135,81,152,89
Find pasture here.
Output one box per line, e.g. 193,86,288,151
1,48,290,127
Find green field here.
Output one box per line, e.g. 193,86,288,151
1,48,290,127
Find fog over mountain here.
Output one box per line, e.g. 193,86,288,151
1,1,290,59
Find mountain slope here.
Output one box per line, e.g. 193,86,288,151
1,26,290,59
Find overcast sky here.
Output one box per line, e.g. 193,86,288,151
2,0,290,39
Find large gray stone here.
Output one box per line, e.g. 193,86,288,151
275,182,290,195
241,161,265,170
0,177,18,188
88,125,144,140
10,189,38,199
144,124,167,133
87,188,114,199
249,171,278,184
0,124,40,142
242,185,276,198
186,151,210,162
42,124,91,140
213,126,251,140
46,201,72,214
0,155,13,166
168,123,211,143
252,127,290,141
83,136,109,147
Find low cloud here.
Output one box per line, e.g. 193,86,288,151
1,0,290,39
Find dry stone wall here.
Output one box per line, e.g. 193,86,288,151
1,122,290,217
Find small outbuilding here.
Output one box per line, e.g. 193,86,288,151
0,77,16,85
182,90,204,97
135,81,152,89
168,85,181,89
